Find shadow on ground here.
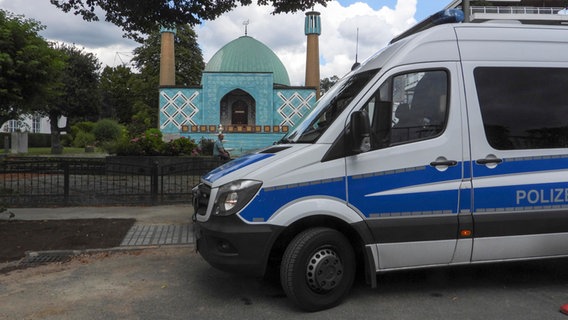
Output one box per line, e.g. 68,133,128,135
0,218,135,265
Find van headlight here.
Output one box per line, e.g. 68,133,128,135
213,180,262,216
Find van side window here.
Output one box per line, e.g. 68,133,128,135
363,70,448,149
474,67,568,150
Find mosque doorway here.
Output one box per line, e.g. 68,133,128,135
232,100,248,124
220,89,256,126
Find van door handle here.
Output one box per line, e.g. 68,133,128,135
475,158,503,165
430,160,458,167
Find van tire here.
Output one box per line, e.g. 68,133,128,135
280,227,355,311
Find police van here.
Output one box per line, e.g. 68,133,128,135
192,9,568,311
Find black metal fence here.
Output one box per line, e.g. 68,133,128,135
0,156,224,207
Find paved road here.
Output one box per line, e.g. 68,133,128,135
2,247,568,320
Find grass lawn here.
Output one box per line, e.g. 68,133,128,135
25,147,82,154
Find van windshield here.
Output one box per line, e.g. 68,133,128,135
280,69,378,143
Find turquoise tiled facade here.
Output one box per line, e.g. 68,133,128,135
159,34,317,155
160,72,316,155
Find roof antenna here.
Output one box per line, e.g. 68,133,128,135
243,19,250,36
351,27,360,71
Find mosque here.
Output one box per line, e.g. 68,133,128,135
158,11,322,156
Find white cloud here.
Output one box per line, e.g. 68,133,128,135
1,0,423,83
0,0,138,69
197,0,418,85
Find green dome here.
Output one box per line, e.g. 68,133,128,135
204,36,290,86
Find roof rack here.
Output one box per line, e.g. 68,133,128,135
390,9,465,44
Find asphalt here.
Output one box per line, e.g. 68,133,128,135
1,204,195,267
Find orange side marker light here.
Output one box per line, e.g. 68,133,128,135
460,229,472,237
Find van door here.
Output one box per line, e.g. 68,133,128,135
465,65,568,262
346,64,470,270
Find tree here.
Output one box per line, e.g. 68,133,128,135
132,24,204,86
100,65,138,123
320,75,339,96
119,24,205,134
49,0,333,41
99,65,155,136
99,65,157,135
98,25,204,136
41,44,101,154
0,10,63,126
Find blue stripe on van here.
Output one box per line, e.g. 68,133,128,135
239,177,347,222
473,155,568,178
239,164,462,222
236,156,568,222
474,182,568,212
472,156,568,212
460,187,472,213
348,164,462,216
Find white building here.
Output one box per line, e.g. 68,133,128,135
1,115,66,134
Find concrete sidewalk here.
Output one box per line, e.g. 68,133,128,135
8,204,193,225
121,223,193,247
7,204,195,251
0,205,196,270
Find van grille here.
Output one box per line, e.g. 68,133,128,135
193,183,211,216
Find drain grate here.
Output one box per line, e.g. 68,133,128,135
19,252,73,267
13,223,194,268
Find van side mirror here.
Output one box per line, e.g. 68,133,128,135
349,110,371,153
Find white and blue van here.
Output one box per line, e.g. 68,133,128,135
193,10,568,311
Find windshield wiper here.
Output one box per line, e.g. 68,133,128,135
277,134,295,144
276,137,289,144
296,126,325,143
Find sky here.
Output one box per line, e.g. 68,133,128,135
0,0,451,86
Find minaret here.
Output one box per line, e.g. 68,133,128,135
304,11,321,99
159,27,176,86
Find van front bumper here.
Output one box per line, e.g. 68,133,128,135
194,214,283,277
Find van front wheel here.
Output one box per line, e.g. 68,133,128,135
280,227,355,311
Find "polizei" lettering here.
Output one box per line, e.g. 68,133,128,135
516,188,568,205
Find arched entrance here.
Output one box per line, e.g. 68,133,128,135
220,89,255,126
232,100,248,124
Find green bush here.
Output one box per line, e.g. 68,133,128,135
127,102,156,136
110,138,144,156
93,119,122,142
109,129,199,156
60,133,73,147
72,131,96,148
69,121,96,147
163,137,197,156
72,121,95,134
110,129,164,156
143,128,163,147
137,129,164,155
